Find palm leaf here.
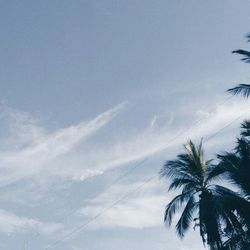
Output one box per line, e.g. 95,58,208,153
227,84,250,98
232,50,250,63
241,120,250,138
218,140,250,195
175,196,198,238
168,177,198,191
164,190,195,226
205,164,224,184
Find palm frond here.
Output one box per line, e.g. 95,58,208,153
164,190,195,226
181,182,200,194
232,50,250,63
241,120,250,138
162,140,209,182
161,155,200,182
235,137,250,159
213,185,250,228
227,84,250,98
213,185,247,211
168,177,198,191
217,151,250,195
175,196,198,238
205,164,224,184
218,140,250,195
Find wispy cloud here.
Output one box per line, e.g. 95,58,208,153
0,102,127,186
0,98,248,187
79,180,168,230
70,99,250,230
81,195,166,229
0,209,63,235
63,99,250,181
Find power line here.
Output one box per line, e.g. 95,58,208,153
43,100,248,249
23,158,149,248
44,174,157,250
62,158,149,221
204,112,246,142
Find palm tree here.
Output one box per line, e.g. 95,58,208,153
160,140,249,249
213,123,250,248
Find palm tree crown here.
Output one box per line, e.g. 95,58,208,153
161,140,249,249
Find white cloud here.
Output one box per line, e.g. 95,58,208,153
78,179,170,230
69,99,250,230
0,98,248,187
81,195,166,229
0,209,63,235
1,106,46,148
150,115,158,129
0,102,127,186
61,99,250,181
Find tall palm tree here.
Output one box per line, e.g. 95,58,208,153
160,140,249,249
216,150,250,249
212,121,250,249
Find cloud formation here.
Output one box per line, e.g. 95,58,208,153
79,180,168,230
66,98,250,179
0,102,127,186
0,209,63,235
70,99,250,231
0,98,248,188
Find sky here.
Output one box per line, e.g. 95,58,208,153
1,1,250,249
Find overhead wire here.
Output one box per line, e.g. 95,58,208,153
44,174,157,249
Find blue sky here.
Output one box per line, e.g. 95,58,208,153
1,1,250,249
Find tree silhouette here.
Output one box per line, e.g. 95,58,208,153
160,140,247,249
